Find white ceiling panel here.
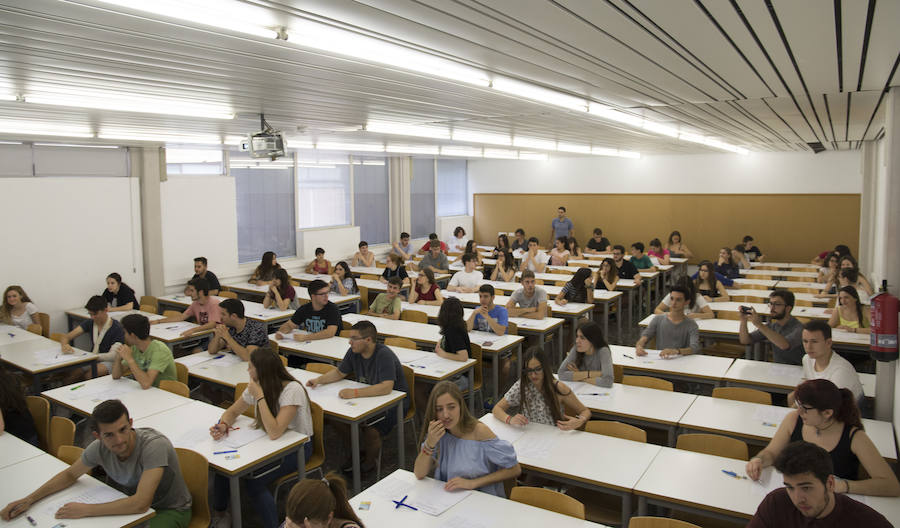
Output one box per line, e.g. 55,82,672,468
839,0,868,92
771,0,840,95
859,0,900,91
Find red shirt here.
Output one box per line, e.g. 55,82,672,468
747,488,891,528
415,283,439,301
420,241,448,254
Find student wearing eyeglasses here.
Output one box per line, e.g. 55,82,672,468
739,289,805,365
275,280,342,343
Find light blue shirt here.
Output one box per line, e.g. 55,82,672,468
474,305,508,334
432,434,518,497
552,217,573,239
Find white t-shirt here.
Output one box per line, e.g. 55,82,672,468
9,302,38,329
242,380,314,437
523,251,548,272
448,237,468,253
802,351,864,402
661,293,709,315
449,270,483,290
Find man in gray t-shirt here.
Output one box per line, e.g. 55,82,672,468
0,400,192,527
635,286,700,358
506,271,548,319
418,241,449,273
739,289,805,365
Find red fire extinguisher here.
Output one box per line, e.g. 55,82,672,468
871,280,899,362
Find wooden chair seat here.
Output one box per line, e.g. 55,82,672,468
160,380,190,398
676,433,749,460
385,337,417,349
400,310,428,324
712,386,772,405
26,395,50,450
176,448,211,528
305,362,336,375
510,486,585,519
622,375,673,391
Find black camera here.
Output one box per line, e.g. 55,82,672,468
739,306,752,315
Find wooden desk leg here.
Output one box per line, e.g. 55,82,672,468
397,403,405,470
621,494,632,527
351,422,362,494
627,290,634,330
229,474,243,528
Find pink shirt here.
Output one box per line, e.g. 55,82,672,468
183,298,222,325
648,249,670,259
549,248,570,266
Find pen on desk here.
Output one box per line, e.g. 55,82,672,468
70,383,86,391
7,332,14,338
213,449,238,455
51,522,67,528
582,392,610,396
622,354,634,359
721,469,748,480
212,354,225,359
26,515,37,526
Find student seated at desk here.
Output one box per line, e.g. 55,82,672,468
264,268,297,311
448,226,467,254
391,231,414,260
103,272,138,312
558,320,613,388
408,268,444,306
282,472,364,528
694,260,729,302
636,285,700,358
415,240,450,274
566,236,583,259
747,379,900,497
790,320,864,405
555,267,594,305
305,247,332,275
153,278,221,337
306,321,409,474
812,244,852,267
549,236,570,266
739,289,805,365
467,284,508,335
731,245,750,269
666,230,693,259
493,347,591,430
211,347,314,528
114,314,178,389
490,249,517,282
418,232,448,255
368,278,403,320
1,399,193,527
585,227,611,254
825,268,870,305
0,366,38,446
0,285,39,330
413,297,473,412
612,245,641,285
60,295,125,377
208,298,269,361
510,228,528,252
647,238,670,265
276,280,342,343
380,253,410,287
416,381,520,497
742,235,765,262
506,270,547,320
447,253,482,293
250,251,282,286
192,256,220,296
714,246,740,280
521,237,548,273
838,255,874,298
464,240,483,266
351,241,375,268
492,233,511,257
654,277,713,319
330,261,358,296
595,258,619,291
749,441,892,527
819,252,840,291
630,242,656,272
829,286,870,334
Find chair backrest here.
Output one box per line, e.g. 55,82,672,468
712,386,772,406
175,448,211,528
140,296,159,312
163,310,182,318
794,299,814,307
49,332,66,343
218,291,238,299
402,365,415,421
26,395,50,449
160,380,190,398
140,304,158,314
384,337,417,349
306,401,325,472
175,362,189,385
49,415,76,457
622,375,673,391
506,321,518,335
358,285,369,313
279,355,288,366
470,343,483,391
400,310,428,324
339,329,354,337
26,323,42,336
360,274,380,280
585,420,647,443
534,279,544,285
675,433,749,461
57,445,84,465
234,383,255,418
613,364,624,383
509,486,585,519
36,312,50,337
305,362,336,375
628,517,702,528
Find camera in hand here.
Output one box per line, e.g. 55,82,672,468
739,306,752,315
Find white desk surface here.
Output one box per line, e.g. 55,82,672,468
349,469,612,527
483,279,630,296
133,399,308,476
707,301,831,320
777,280,827,290
288,367,407,421
42,376,192,419
222,281,270,294
732,278,779,288
399,301,565,333
175,351,249,387
221,281,360,306
481,414,661,493
568,381,698,426
0,324,43,346
0,432,46,469
723,358,875,398
639,316,869,348
66,308,165,323
725,289,827,305
157,295,295,322
271,335,476,382
610,345,734,381
740,269,819,279
516,271,662,284
353,266,434,281
442,290,595,316
0,454,154,528
148,320,212,343
0,335,95,374
341,313,524,353
751,262,819,270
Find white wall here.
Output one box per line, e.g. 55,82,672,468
437,215,474,245
297,226,361,264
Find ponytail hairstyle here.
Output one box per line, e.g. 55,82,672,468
795,379,862,430
285,471,364,528
575,320,608,370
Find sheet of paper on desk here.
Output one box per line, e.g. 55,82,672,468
369,476,414,500
35,348,89,365
42,485,127,515
439,514,488,528
407,477,471,516
399,352,428,365
766,363,800,378
752,467,784,497
636,349,669,363
178,354,215,368
172,427,213,448
306,382,347,400
752,405,792,426
514,433,558,460
206,353,244,367
158,322,196,333
406,354,444,369
568,381,613,400
70,382,140,401
221,426,267,448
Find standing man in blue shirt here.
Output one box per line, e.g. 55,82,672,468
550,206,573,245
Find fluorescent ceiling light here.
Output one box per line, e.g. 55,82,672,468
316,142,384,152
386,144,439,155
556,143,591,154
0,120,93,138
165,148,223,163
617,150,641,159
591,147,618,157
678,132,706,144
298,164,336,169
519,151,548,161
99,129,222,145
492,77,588,112
642,121,678,137
26,91,234,120
0,94,16,101
362,160,385,166
33,142,118,148
451,129,511,146
367,121,450,140
440,146,482,157
483,148,518,159
93,0,280,39
512,137,556,150
588,104,644,127
0,140,23,145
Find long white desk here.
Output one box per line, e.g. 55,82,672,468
0,332,97,392
0,432,46,469
0,323,44,346
777,280,828,291
750,262,819,271
726,288,828,305
221,281,361,312
732,278,779,288
42,375,192,420
740,269,819,279
723,358,876,399
610,344,735,385
67,309,210,351
156,295,294,331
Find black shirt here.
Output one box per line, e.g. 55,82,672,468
192,271,221,292
102,283,137,309
78,318,126,354
586,237,611,252
290,302,342,334
441,325,471,356
510,239,528,252
615,259,638,279
745,245,763,261
2,406,38,446
381,266,409,281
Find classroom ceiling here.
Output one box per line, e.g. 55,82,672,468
0,0,897,155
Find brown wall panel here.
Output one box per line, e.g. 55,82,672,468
473,194,860,264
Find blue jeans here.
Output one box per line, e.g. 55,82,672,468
213,442,312,528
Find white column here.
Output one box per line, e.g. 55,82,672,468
134,146,166,296
389,156,412,235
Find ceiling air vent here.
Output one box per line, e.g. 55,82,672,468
807,142,826,153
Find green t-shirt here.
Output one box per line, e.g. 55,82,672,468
631,255,653,270
124,340,177,387
370,293,401,315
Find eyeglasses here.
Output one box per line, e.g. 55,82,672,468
524,366,543,374
313,290,330,297
795,403,815,413
768,302,786,307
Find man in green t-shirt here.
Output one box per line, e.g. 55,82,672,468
112,314,178,389
368,277,403,320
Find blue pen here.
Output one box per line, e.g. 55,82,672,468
7,333,14,338
582,392,610,396
213,354,225,359
213,449,237,455
722,469,748,480
392,495,418,511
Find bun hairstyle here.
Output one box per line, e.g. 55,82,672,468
795,379,862,430
285,472,364,527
